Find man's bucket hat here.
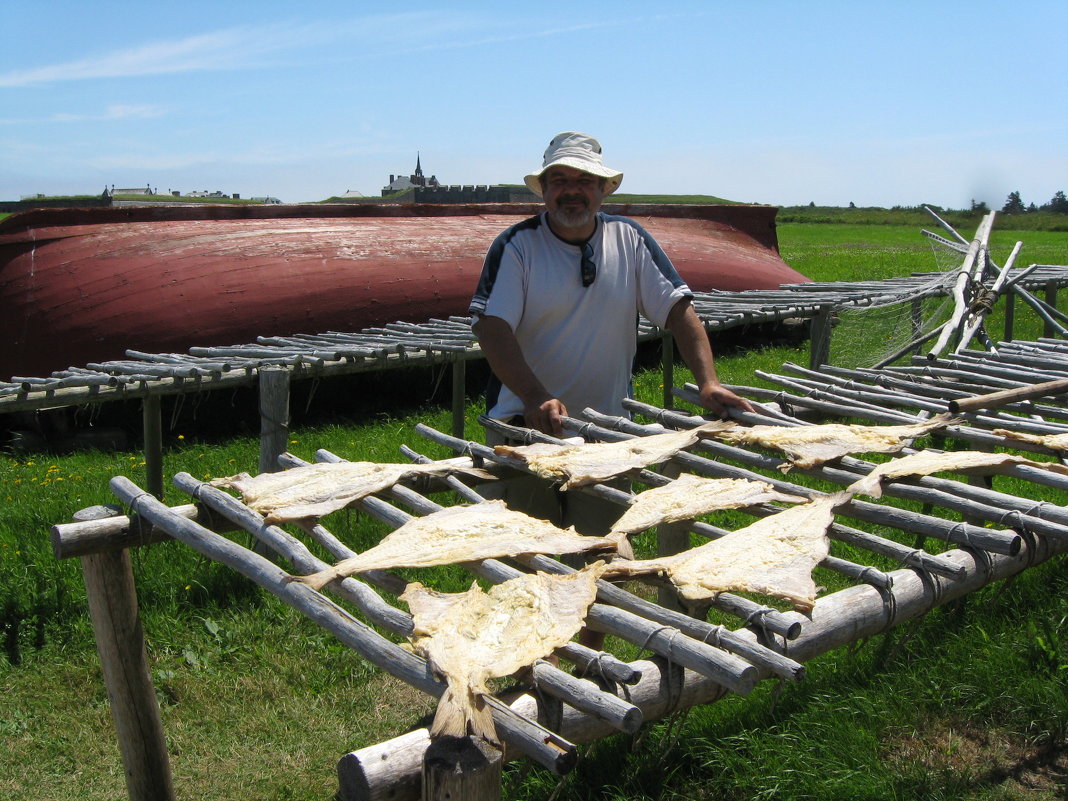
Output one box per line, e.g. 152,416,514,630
524,132,624,197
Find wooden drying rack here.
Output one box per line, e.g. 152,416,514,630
52,372,1068,800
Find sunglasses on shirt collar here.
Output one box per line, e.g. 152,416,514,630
580,241,596,287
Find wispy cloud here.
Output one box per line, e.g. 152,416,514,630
0,11,688,87
0,104,169,126
1,30,247,87
0,11,489,87
0,13,435,87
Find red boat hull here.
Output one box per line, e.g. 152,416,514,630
0,203,806,379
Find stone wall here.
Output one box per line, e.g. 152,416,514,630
371,185,538,204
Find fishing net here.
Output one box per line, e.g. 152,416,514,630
826,238,964,369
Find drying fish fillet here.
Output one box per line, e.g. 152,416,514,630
401,563,605,743
210,460,491,523
294,500,625,590
611,473,807,535
711,414,958,471
991,428,1068,452
604,492,851,611
848,449,1068,498
493,421,733,490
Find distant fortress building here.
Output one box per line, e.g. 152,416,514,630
378,154,537,203
382,153,440,194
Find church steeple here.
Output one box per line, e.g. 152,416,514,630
414,152,423,178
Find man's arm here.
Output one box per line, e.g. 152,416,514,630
471,315,568,436
664,298,754,417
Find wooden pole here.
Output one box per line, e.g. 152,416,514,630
808,304,833,369
661,331,675,411
1003,289,1016,341
947,377,1068,413
1045,280,1059,338
655,461,688,612
142,395,164,500
81,547,175,801
927,212,996,359
421,736,502,801
450,359,465,439
258,367,290,474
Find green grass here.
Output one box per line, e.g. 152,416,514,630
0,222,1066,800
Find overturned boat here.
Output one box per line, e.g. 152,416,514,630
0,203,806,379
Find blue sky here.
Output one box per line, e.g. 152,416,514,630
1,1,1064,207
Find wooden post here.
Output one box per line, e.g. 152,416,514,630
142,395,164,500
258,367,290,475
421,736,502,801
656,461,687,612
1003,289,1015,341
911,298,923,341
661,332,674,410
808,305,833,369
1044,280,1058,338
451,359,465,440
81,547,175,801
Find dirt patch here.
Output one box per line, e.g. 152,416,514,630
885,719,1067,797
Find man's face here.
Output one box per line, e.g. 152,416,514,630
542,165,606,232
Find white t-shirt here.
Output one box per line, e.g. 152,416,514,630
469,212,691,420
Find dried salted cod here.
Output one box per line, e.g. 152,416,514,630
401,563,606,744
611,473,807,535
294,500,625,591
493,421,734,490
991,428,1068,452
847,449,1068,498
710,414,959,471
210,460,491,523
604,492,851,611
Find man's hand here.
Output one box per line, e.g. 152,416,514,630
523,397,569,437
697,382,754,419
665,299,755,419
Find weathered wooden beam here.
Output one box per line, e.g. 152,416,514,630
450,359,465,439
661,331,675,411
948,377,1068,413
808,304,833,369
81,546,176,801
421,735,501,801
141,394,164,500
258,367,291,475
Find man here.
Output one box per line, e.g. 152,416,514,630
470,131,752,441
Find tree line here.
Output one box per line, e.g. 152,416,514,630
980,190,1068,215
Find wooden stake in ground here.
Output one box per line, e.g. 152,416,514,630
422,735,502,801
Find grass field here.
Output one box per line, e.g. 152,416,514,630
0,219,1066,800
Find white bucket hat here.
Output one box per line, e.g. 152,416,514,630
524,131,624,197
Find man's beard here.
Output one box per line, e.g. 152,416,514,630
548,196,594,229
